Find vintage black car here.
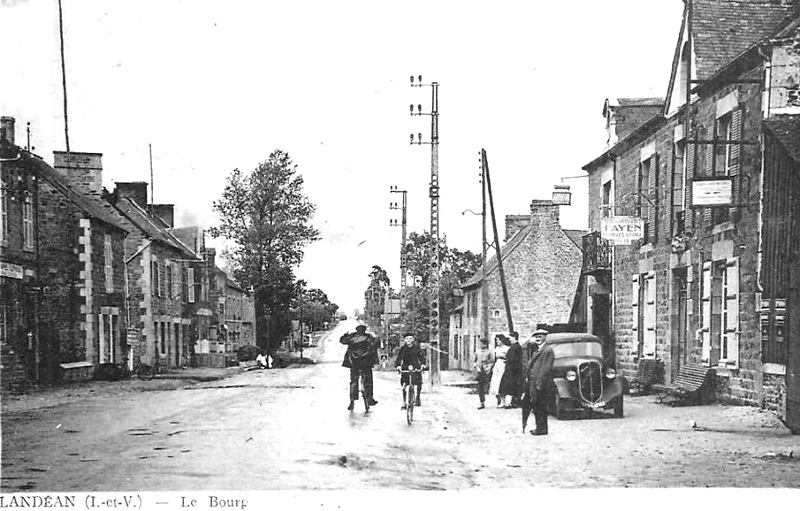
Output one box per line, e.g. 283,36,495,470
545,333,624,419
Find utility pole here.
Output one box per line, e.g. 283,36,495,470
482,149,513,334
410,75,441,386
390,186,408,337
479,154,489,345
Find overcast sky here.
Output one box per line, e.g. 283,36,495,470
1,0,684,314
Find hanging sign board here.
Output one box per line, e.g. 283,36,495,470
691,177,733,207
601,216,644,245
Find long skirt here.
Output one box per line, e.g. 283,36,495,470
488,358,505,396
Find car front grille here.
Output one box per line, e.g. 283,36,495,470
577,361,603,403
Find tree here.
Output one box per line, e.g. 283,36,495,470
210,150,319,355
401,232,482,344
364,265,390,332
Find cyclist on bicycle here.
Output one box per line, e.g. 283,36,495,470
340,324,379,411
395,332,426,409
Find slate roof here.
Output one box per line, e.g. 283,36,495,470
764,115,800,163
616,98,664,107
692,0,795,81
27,154,129,233
114,196,199,259
461,224,587,289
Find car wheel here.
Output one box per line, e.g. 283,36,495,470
613,398,624,418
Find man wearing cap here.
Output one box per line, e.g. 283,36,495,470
340,325,380,410
395,332,426,408
527,329,555,435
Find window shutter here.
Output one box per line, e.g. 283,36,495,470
685,140,695,227
729,108,742,217
724,258,740,366
701,262,712,364
631,275,640,337
649,154,659,244
704,126,714,224
644,272,657,357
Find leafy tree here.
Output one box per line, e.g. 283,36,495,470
400,232,482,345
210,150,319,354
364,265,390,331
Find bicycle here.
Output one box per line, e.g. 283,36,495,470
399,367,423,425
131,357,162,381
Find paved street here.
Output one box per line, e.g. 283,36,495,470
2,321,800,491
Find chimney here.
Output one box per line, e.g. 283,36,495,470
53,151,104,195
150,204,175,227
204,247,217,270
115,182,149,208
504,214,529,241
529,199,560,233
1,116,15,145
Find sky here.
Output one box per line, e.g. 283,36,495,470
1,0,684,314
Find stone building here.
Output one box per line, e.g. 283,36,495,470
581,0,800,428
1,119,130,388
107,182,203,370
449,200,585,371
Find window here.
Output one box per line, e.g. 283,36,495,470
151,261,160,297
672,140,686,236
602,181,612,218
0,180,7,243
188,267,195,303
22,192,33,250
182,267,188,302
493,309,500,319
638,154,659,244
762,299,786,365
104,234,113,293
165,263,172,301
172,263,179,301
160,321,166,355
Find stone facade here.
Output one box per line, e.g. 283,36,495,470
450,200,585,371
582,1,800,423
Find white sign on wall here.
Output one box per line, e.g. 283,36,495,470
601,216,644,245
692,178,733,207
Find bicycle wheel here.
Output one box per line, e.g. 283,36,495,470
406,385,414,425
139,364,155,381
361,373,370,413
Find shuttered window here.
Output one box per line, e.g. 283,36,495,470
643,272,657,357
701,262,712,365
188,267,195,303
104,234,113,293
721,258,739,367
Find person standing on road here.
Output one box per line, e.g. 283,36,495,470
526,329,555,436
489,335,509,407
473,337,495,409
340,324,379,411
500,331,524,408
395,333,426,409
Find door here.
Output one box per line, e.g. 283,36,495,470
592,293,612,363
786,262,800,434
174,323,180,368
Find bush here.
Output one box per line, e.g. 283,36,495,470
237,344,260,362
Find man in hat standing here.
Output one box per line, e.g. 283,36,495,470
340,324,380,410
527,329,555,435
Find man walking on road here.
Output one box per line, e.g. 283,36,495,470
340,324,379,410
526,329,555,436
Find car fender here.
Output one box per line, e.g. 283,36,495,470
553,378,575,399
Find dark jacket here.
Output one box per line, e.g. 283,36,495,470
499,342,524,396
340,332,378,369
527,342,555,400
395,343,426,370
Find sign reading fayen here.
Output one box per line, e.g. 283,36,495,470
601,216,644,245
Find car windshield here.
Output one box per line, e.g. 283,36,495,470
551,341,603,359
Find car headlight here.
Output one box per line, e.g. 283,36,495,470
605,367,617,379
566,370,577,381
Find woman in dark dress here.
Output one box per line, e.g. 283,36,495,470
498,332,523,408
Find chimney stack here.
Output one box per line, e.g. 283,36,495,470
151,204,175,227
115,182,149,208
0,116,15,145
530,199,560,233
504,214,529,241
53,151,104,195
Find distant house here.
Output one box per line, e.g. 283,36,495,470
449,199,586,371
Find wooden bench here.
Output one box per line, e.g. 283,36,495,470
652,363,715,405
629,358,662,395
